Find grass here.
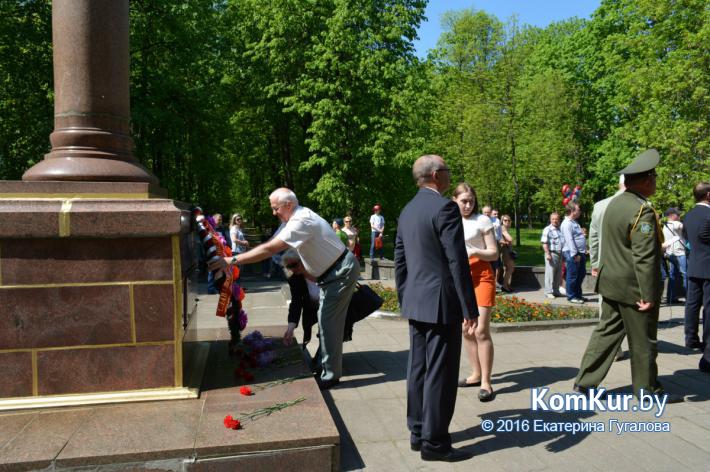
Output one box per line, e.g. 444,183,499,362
365,226,548,267
368,283,598,323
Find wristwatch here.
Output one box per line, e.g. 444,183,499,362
230,255,238,266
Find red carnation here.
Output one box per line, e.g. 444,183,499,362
240,386,253,396
223,415,241,430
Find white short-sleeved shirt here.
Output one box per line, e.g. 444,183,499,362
662,220,686,256
370,214,384,232
276,206,346,277
462,214,494,257
490,217,502,241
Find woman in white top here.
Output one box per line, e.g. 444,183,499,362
229,213,250,254
452,183,498,402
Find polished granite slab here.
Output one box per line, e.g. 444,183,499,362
0,326,339,471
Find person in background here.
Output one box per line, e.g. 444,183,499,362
483,206,503,291
560,202,587,304
452,183,498,402
281,249,320,350
499,215,515,293
370,204,385,259
230,213,250,254
342,216,360,256
332,218,349,246
541,212,565,299
207,213,231,295
662,207,688,304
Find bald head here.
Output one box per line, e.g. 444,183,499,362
413,154,449,192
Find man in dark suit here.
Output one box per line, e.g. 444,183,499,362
683,182,710,372
394,154,479,463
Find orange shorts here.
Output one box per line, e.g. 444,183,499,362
469,255,496,307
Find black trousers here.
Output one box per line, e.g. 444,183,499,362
684,277,710,346
407,319,462,453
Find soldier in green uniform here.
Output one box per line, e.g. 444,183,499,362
573,149,683,402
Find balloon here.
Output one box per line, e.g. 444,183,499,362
562,196,571,206
561,184,570,196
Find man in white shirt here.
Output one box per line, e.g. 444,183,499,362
210,188,359,390
662,208,688,303
541,212,565,298
369,204,385,259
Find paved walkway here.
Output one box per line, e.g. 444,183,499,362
202,275,710,471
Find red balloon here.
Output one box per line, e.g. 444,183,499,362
561,184,570,196
562,196,571,206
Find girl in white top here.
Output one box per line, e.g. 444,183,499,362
452,183,498,402
229,213,250,254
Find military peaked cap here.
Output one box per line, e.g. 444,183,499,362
618,149,660,175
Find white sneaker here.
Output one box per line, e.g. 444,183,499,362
569,298,585,304
559,287,566,295
545,293,555,299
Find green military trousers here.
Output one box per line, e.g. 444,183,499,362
575,297,661,396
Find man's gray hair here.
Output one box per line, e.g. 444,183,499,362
412,154,441,185
269,187,298,206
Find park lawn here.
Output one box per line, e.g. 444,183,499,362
367,226,546,267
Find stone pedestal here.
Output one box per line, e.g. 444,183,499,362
0,181,198,410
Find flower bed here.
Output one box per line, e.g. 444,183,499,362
368,283,597,322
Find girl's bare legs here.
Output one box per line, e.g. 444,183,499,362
463,306,493,389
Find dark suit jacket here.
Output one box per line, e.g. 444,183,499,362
683,203,710,279
394,187,478,324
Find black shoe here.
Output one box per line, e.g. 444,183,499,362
615,350,627,362
657,392,684,404
421,447,473,463
699,357,710,373
410,441,421,452
458,378,481,388
686,340,706,350
478,388,495,402
317,378,340,390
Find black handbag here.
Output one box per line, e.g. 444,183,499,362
344,283,384,341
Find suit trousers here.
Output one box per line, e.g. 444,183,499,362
684,277,710,346
316,252,359,382
575,297,661,396
544,252,563,295
407,319,462,453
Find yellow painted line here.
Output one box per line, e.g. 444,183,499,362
0,193,150,199
129,284,137,343
0,341,174,354
31,351,38,396
58,199,73,237
172,235,183,387
0,280,173,290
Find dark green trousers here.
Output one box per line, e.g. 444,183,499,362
575,297,661,396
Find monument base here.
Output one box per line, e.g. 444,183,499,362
0,326,340,472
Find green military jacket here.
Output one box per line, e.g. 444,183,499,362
596,190,663,304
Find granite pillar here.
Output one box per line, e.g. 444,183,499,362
0,1,197,410
22,0,156,183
